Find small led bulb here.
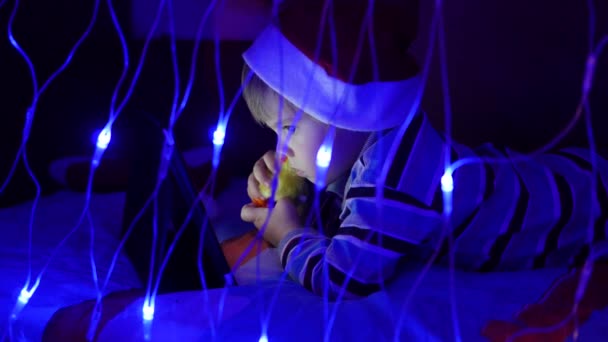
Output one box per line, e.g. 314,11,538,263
17,287,33,305
441,171,454,193
142,302,154,321
213,124,226,147
11,283,38,320
96,125,112,150
316,143,332,169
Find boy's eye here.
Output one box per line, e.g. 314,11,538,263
282,125,296,133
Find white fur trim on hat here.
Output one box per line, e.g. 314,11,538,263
243,25,421,132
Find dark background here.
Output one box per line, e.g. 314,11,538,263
0,0,606,208
0,0,277,207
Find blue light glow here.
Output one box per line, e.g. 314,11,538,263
316,143,332,169
212,122,227,168
258,333,269,342
8,33,17,47
17,287,32,305
143,302,155,321
92,124,113,167
441,170,454,193
10,282,39,320
23,107,34,142
212,124,226,147
157,130,175,181
314,128,335,189
96,125,112,150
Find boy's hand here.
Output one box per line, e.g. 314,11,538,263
241,198,301,246
247,150,280,203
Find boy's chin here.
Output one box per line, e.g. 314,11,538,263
309,174,334,187
309,165,348,186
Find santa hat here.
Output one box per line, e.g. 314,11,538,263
243,0,422,132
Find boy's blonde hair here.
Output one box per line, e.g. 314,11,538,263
241,62,298,127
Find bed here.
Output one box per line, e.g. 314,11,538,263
2,179,608,341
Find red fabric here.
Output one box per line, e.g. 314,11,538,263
64,157,129,193
277,0,420,84
42,289,145,342
482,262,608,342
60,157,231,197
220,229,271,269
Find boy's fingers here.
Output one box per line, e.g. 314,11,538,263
240,203,256,222
253,159,273,185
247,173,263,200
240,204,267,223
262,150,279,173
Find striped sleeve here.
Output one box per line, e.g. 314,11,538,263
277,185,443,299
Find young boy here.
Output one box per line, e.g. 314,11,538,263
240,0,608,300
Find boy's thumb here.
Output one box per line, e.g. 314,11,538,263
240,203,259,222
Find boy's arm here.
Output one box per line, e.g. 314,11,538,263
278,185,442,299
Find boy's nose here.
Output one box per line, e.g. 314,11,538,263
285,147,295,158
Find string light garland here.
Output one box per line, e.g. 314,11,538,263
0,0,605,340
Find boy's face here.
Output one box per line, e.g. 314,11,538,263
263,96,368,186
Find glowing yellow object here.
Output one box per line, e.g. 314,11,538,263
255,161,305,207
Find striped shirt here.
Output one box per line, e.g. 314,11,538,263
277,111,608,299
